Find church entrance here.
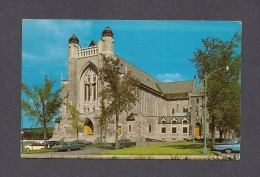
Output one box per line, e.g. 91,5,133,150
84,118,94,135
195,122,201,137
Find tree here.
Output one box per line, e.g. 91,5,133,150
96,99,113,143
21,74,62,148
99,55,140,149
65,102,85,141
190,33,241,149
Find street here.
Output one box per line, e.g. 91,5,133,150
21,141,240,160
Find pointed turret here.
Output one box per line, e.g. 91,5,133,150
69,34,79,44
88,40,97,47
98,26,114,57
102,26,113,38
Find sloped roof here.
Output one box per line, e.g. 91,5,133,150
102,26,113,38
70,34,78,39
88,40,97,47
116,54,162,93
156,81,194,94
69,34,79,44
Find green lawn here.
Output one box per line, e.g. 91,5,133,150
94,142,217,155
21,148,54,154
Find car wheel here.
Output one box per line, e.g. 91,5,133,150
80,146,84,150
225,149,232,153
26,148,30,151
68,148,71,152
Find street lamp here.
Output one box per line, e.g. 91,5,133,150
21,131,24,152
21,115,24,152
203,66,229,154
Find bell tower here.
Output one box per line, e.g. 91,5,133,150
67,34,80,106
98,26,114,57
68,34,80,59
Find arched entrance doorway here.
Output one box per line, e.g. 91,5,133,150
195,122,201,137
84,118,94,135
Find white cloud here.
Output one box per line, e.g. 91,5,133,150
156,73,186,82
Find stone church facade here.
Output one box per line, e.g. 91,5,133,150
52,26,207,143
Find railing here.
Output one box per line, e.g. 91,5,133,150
77,46,98,58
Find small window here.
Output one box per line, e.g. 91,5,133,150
183,120,188,124
172,120,177,124
161,127,166,133
183,127,188,133
196,98,200,104
149,124,151,133
172,108,175,115
172,127,176,133
128,125,131,132
162,120,166,124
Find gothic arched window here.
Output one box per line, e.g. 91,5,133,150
82,66,98,102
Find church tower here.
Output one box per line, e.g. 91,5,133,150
67,34,80,106
98,26,114,57
68,34,80,59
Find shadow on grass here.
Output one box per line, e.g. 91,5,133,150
159,142,212,149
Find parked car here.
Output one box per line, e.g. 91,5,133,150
47,140,61,148
24,142,45,151
213,137,240,153
72,140,92,145
111,139,136,149
53,141,85,151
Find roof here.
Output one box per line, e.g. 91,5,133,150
88,40,97,47
70,34,78,39
116,54,162,93
69,34,79,44
114,55,196,98
158,115,191,124
102,26,113,38
156,81,194,94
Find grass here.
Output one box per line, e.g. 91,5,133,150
94,142,217,156
21,148,54,154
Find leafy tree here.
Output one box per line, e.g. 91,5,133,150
99,55,140,149
21,74,62,148
190,33,241,149
65,102,85,141
96,99,112,143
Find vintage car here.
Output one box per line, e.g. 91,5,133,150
53,141,85,151
47,140,61,148
24,142,45,151
213,137,240,153
111,139,136,149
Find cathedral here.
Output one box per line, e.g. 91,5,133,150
52,26,207,143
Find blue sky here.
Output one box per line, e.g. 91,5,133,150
22,20,241,128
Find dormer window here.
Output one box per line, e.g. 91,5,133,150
172,120,177,124
183,120,188,124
